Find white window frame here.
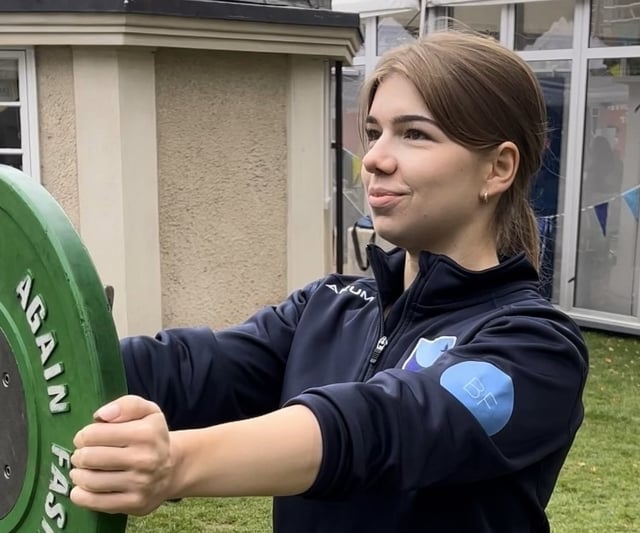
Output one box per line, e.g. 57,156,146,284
0,47,40,182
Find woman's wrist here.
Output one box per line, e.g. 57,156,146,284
167,430,190,501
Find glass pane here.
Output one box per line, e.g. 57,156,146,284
515,0,575,51
356,22,365,58
528,60,572,304
0,60,19,102
0,153,22,170
591,0,640,47
377,11,420,55
342,66,365,158
449,5,501,40
0,106,21,149
340,66,367,273
574,58,640,315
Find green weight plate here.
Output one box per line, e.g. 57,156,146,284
0,165,128,533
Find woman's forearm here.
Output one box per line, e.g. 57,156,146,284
169,405,323,499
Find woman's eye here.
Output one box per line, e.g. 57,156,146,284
365,129,381,143
404,128,428,141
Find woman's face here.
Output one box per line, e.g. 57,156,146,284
361,74,495,259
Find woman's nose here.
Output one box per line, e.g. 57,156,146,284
362,137,397,176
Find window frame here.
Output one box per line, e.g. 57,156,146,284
0,47,39,182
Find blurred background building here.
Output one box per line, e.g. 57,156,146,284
2,0,640,334
0,0,360,336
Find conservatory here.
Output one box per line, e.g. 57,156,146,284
335,0,640,334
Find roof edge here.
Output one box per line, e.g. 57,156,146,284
0,0,361,29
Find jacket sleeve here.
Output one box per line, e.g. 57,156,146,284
286,311,588,497
122,279,323,430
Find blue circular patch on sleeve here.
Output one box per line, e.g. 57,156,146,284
439,361,514,436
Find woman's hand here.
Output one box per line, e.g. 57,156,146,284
70,397,322,512
70,395,176,516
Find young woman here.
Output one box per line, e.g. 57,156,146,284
70,32,588,532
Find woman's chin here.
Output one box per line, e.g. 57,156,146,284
371,226,402,249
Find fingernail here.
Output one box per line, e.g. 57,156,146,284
94,402,120,421
73,429,83,448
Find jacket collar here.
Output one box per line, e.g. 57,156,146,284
366,245,540,310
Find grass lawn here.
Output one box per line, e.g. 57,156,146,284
127,330,639,532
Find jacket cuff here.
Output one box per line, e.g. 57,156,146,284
285,391,352,499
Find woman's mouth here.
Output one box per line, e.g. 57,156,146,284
368,191,405,209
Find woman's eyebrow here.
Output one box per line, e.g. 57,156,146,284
365,114,439,127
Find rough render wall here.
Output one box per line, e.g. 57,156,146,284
35,46,80,229
155,49,288,329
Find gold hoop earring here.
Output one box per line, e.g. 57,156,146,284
482,191,489,204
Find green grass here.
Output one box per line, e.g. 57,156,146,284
127,330,639,532
126,497,272,532
546,330,640,532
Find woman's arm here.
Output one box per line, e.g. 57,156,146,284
70,395,322,515
172,403,322,498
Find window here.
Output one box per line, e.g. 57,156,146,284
0,49,39,180
355,22,366,57
515,0,575,50
575,57,640,316
449,5,501,40
591,0,640,47
528,60,572,304
377,11,420,55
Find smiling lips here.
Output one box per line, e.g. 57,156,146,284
368,188,406,209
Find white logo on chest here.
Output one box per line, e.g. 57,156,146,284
325,284,375,302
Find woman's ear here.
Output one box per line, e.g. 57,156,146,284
486,141,519,195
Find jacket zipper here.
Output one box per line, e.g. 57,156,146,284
362,335,388,381
358,248,427,381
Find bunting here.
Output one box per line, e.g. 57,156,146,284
594,203,609,237
623,188,640,221
537,184,640,237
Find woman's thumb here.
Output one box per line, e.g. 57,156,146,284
93,395,160,422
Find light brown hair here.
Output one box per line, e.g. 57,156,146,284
359,31,547,270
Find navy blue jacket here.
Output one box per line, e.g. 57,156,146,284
123,246,588,533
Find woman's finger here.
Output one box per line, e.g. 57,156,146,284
70,485,155,516
92,395,161,423
71,445,154,471
74,412,167,448
70,468,136,493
